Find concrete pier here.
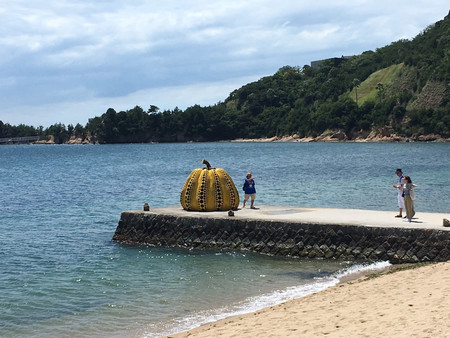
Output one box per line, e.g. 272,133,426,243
113,206,450,264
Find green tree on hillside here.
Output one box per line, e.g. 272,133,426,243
353,78,361,104
376,82,385,103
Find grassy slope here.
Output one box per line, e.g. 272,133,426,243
349,63,404,106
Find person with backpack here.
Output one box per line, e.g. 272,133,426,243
242,172,256,209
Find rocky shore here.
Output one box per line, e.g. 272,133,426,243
231,128,449,143
34,135,91,144
32,128,449,144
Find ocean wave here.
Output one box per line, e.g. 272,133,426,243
144,260,391,338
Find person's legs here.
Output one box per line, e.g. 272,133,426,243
404,195,413,222
396,194,404,217
243,194,249,208
250,194,256,208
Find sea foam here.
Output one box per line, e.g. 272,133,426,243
146,260,391,338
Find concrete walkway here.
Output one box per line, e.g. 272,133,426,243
136,205,450,231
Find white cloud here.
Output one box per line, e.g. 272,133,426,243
1,75,260,126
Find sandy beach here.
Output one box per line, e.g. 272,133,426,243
169,261,450,337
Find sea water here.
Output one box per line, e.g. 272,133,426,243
0,142,448,337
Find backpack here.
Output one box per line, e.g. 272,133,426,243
242,182,246,191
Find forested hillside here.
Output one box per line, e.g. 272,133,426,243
1,11,449,143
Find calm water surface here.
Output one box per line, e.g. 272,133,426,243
0,142,448,337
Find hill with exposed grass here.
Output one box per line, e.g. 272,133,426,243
1,11,449,143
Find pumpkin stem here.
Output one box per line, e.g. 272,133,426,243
202,159,212,170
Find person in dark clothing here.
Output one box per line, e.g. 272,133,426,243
242,172,256,209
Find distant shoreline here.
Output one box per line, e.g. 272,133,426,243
228,131,449,143
2,130,446,145
29,132,449,145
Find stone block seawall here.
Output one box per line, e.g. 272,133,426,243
112,210,450,264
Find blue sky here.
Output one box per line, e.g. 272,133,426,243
1,1,448,127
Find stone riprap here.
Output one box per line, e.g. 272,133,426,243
112,206,450,264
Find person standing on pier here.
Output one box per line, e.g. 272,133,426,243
401,176,416,223
393,168,405,217
242,172,256,209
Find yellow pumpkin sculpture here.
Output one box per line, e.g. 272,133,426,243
180,160,239,211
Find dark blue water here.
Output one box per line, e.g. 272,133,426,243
0,142,448,337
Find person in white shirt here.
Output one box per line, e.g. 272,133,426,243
392,168,405,217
